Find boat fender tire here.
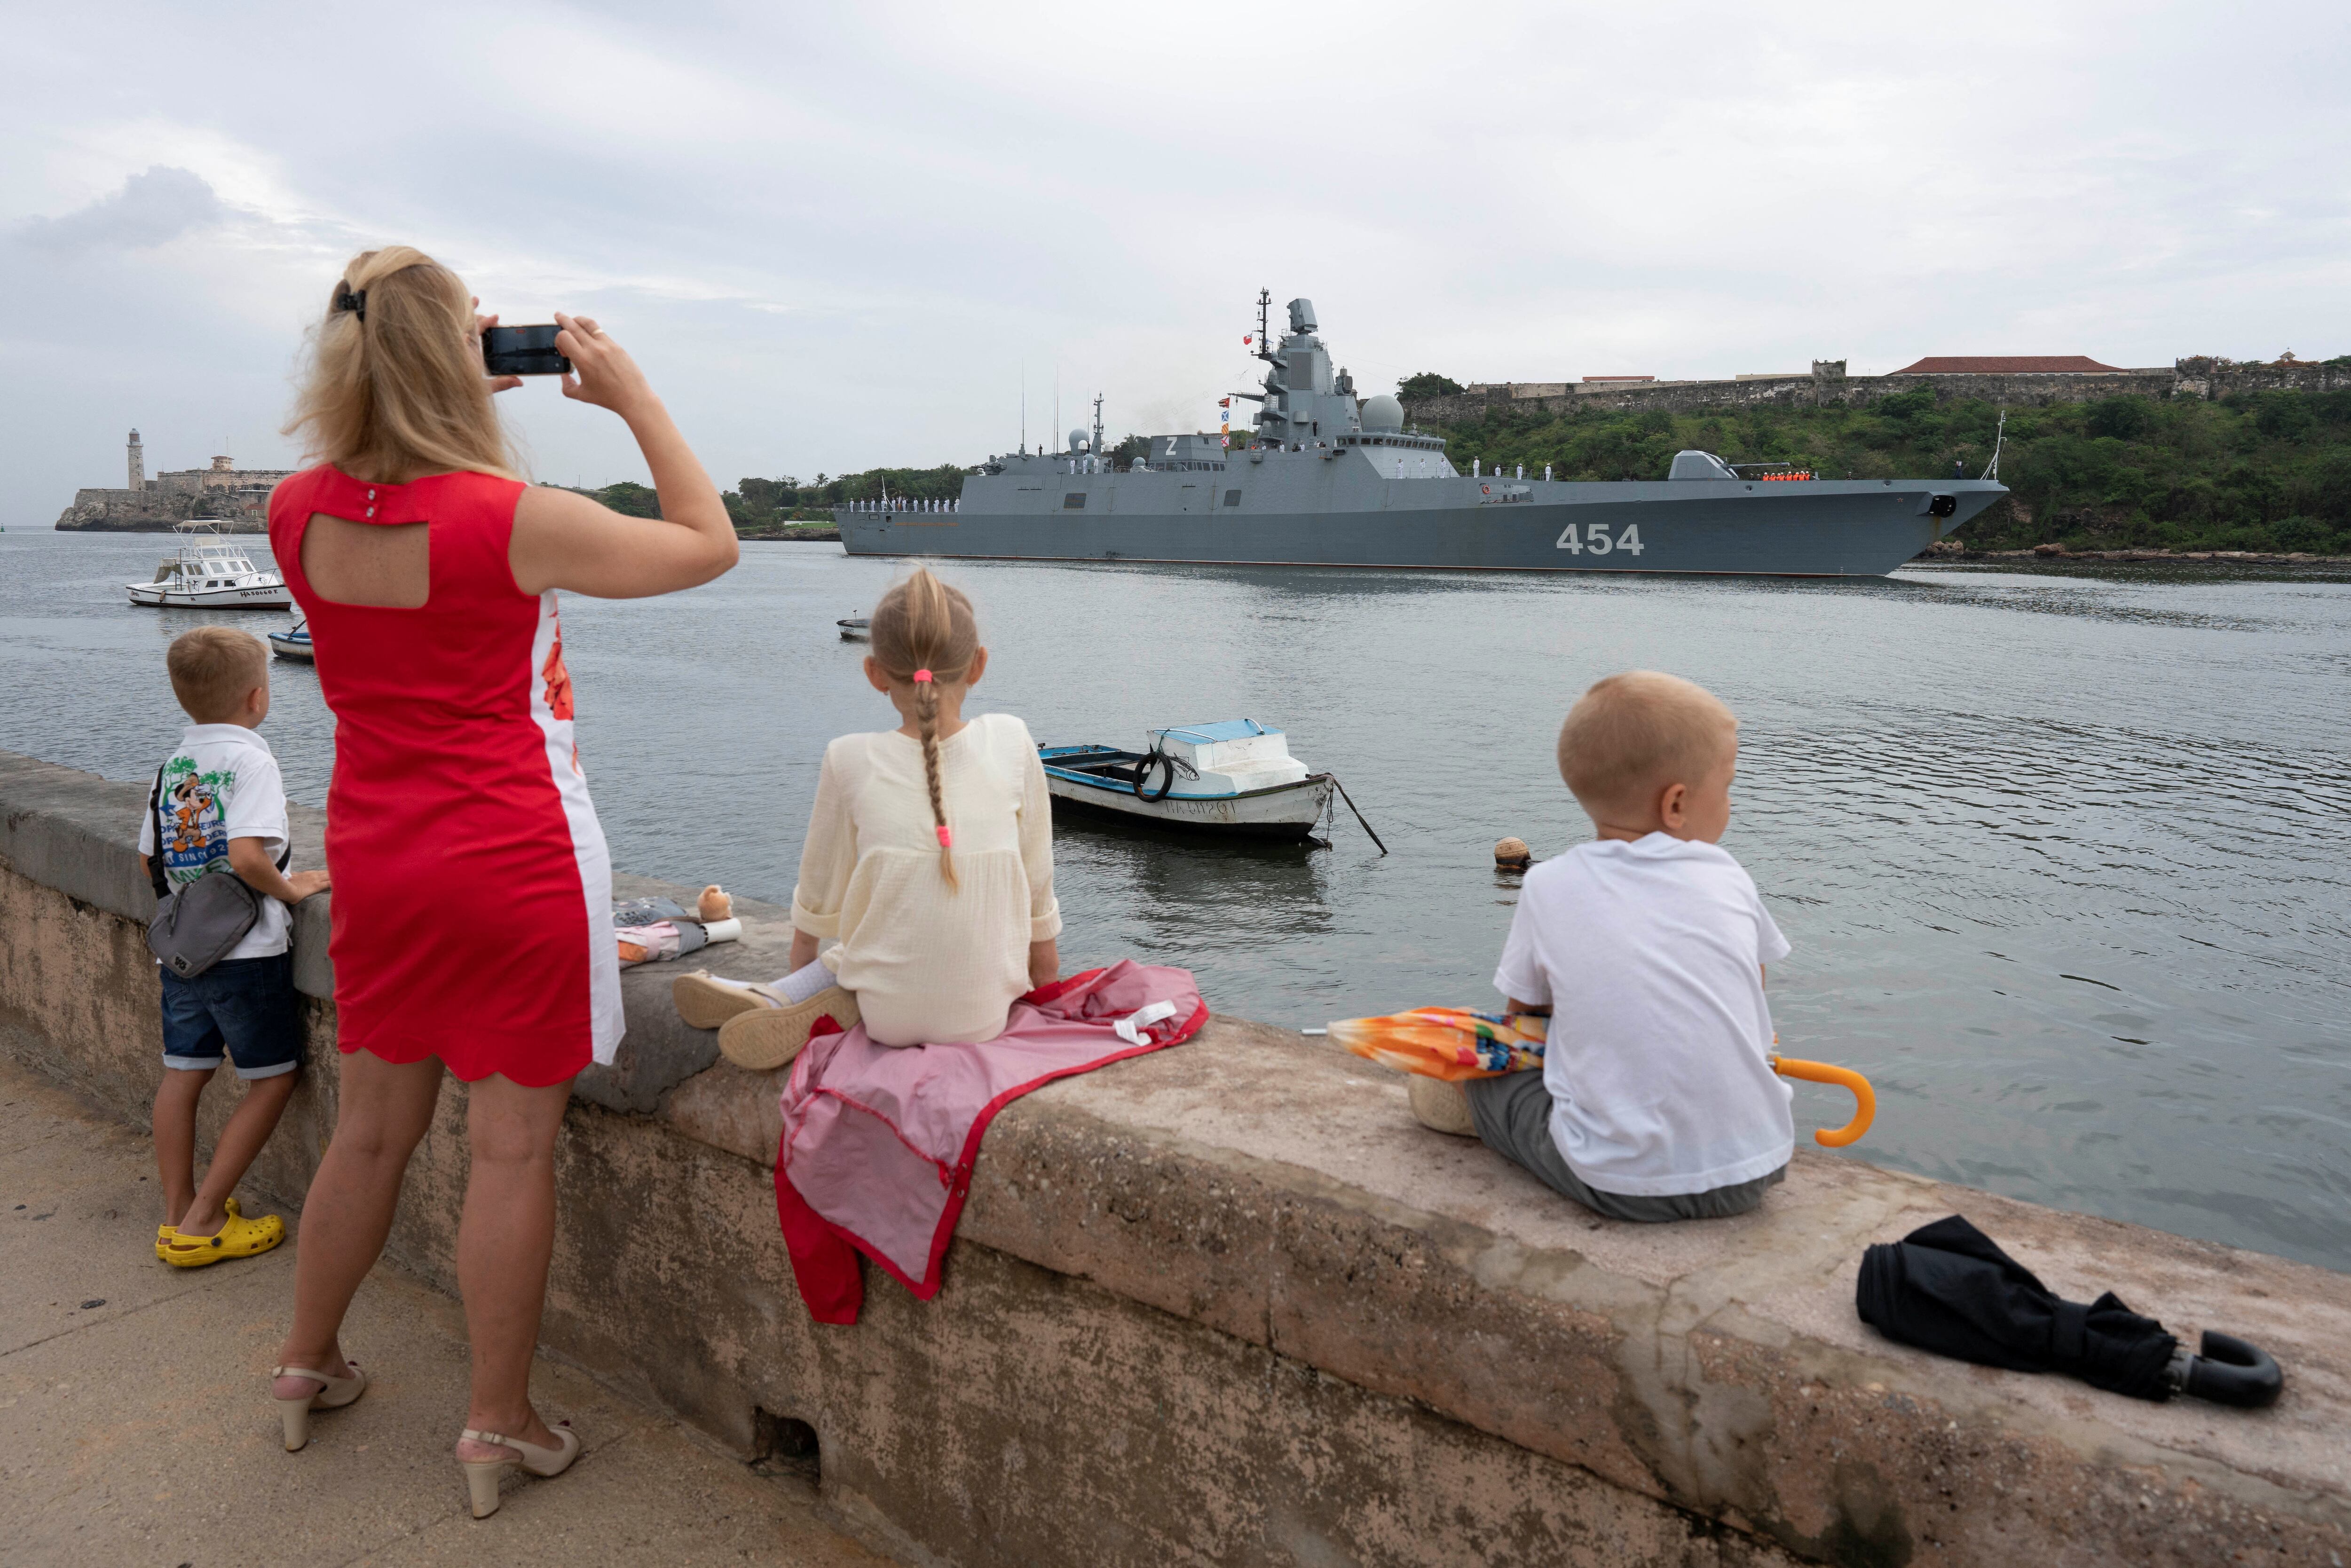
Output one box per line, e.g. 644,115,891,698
1140,754,1177,803
2180,1330,2283,1408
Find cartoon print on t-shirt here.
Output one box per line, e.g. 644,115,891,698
158,756,234,884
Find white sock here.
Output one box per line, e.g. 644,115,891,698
766,958,835,1006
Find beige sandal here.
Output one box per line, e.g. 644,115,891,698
717,986,859,1070
460,1420,580,1518
271,1359,366,1451
1408,1076,1479,1137
671,970,771,1031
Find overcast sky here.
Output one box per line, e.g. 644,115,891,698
4,0,2345,513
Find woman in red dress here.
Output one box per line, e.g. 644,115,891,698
264,247,736,1517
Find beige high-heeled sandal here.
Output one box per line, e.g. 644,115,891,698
459,1420,580,1519
271,1360,366,1451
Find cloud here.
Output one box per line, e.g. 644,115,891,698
16,165,224,252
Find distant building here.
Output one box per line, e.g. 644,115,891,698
54,432,295,531
1582,375,1655,384
1464,381,1573,399
1892,355,2127,376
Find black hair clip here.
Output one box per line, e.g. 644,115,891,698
332,284,367,322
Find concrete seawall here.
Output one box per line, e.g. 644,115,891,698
3,745,2344,1567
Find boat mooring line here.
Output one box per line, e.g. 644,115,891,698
1321,773,1388,855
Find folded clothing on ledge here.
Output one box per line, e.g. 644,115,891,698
775,961,1207,1324
613,894,742,968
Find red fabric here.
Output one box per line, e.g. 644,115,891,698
773,965,1205,1323
269,465,608,1085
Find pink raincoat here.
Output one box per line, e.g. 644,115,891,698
774,961,1206,1324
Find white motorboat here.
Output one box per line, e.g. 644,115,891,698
838,617,871,641
268,619,315,661
126,526,292,609
1040,720,1337,840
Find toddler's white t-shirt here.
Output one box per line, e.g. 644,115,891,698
135,724,292,962
1492,833,1793,1197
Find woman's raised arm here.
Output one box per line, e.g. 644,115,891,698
508,311,740,599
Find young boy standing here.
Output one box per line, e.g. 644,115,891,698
140,627,329,1266
1434,670,1794,1221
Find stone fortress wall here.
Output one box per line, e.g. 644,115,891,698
55,429,294,532
1404,357,2351,425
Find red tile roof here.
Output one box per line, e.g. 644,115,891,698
1893,355,2127,375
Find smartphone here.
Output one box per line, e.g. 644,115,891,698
482,324,570,377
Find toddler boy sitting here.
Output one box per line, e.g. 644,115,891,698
1426,670,1794,1221
140,627,329,1265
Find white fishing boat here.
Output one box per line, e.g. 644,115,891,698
838,616,871,641
267,619,314,662
125,526,292,609
1040,720,1338,841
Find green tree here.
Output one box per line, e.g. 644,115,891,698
1398,372,1464,400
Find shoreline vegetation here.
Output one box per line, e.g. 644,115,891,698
550,379,2351,565
1413,377,2351,558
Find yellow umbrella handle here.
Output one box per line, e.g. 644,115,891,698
1771,1056,1877,1147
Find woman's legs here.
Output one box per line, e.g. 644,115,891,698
454,1073,574,1455
275,1050,442,1391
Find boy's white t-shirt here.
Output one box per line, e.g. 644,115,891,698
1492,833,1793,1197
135,723,292,962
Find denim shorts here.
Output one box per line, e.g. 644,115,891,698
159,952,304,1079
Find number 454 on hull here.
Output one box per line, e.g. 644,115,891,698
838,294,2006,579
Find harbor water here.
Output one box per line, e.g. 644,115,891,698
5,530,2348,1273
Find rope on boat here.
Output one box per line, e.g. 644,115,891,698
1319,773,1389,855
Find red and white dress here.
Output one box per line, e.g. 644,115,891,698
270,466,623,1085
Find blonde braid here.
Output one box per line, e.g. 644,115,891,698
915,669,957,890
869,567,978,891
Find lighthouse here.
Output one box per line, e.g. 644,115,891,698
127,429,144,491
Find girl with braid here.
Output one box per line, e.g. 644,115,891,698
684,567,1061,1064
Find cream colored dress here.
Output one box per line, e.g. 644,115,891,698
790,712,1062,1047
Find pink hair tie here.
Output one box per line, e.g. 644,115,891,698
936,825,953,848
913,669,934,683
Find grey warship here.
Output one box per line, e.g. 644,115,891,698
838,293,2006,577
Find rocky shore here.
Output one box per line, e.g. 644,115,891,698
739,525,841,542
1921,540,2351,567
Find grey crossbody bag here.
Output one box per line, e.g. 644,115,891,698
144,766,289,979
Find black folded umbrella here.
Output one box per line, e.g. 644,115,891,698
1856,1215,2281,1407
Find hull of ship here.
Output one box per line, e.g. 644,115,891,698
838,478,2006,578
1045,773,1333,839
126,582,294,608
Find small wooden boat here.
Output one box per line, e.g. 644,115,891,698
837,617,870,641
1040,720,1335,840
267,619,314,661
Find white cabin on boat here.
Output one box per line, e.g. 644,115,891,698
1143,720,1310,796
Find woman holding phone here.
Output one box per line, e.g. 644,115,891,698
263,246,736,1519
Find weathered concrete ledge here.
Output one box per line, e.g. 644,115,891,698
4,747,2345,1567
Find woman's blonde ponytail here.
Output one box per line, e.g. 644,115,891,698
284,246,519,485
869,567,979,890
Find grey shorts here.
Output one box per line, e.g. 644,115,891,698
1462,1069,1785,1222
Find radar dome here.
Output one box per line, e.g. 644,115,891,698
1069,428,1089,454
1360,394,1404,432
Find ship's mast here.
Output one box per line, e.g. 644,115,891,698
1253,288,1278,366
1090,393,1104,467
